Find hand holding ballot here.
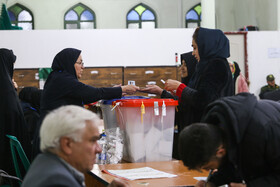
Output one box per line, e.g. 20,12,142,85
139,84,163,95
121,84,139,95
164,79,181,93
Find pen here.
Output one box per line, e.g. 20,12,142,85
205,169,213,187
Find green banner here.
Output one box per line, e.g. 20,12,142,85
0,3,22,30
39,68,52,80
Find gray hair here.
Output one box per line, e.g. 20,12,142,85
40,105,100,152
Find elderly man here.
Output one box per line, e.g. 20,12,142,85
22,105,129,187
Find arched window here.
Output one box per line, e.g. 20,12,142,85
127,4,157,29
64,3,96,29
8,4,34,30
185,3,201,28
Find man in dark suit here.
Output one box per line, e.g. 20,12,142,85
22,105,129,187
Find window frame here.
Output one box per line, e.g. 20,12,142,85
64,3,96,29
126,3,157,29
8,3,34,30
185,3,201,28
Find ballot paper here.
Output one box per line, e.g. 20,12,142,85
104,167,177,180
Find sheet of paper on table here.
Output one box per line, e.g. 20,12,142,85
105,167,177,180
193,177,207,181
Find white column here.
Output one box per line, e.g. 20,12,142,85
278,0,280,30
201,0,216,29
177,0,183,28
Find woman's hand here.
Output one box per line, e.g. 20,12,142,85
164,79,182,92
108,178,131,187
121,85,139,95
139,85,163,95
12,79,18,90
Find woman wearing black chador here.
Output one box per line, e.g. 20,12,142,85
0,48,32,177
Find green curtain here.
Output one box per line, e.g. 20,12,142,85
0,3,22,30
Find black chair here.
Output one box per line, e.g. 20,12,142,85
0,169,22,187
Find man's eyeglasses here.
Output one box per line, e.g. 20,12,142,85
76,61,84,67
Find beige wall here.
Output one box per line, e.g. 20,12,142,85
0,0,278,31
1,0,199,29
216,0,278,31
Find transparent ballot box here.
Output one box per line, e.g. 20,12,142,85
114,98,178,163
101,96,149,130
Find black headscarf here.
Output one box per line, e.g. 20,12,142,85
0,48,31,176
19,87,39,103
189,27,230,88
51,48,80,78
19,87,42,112
0,48,16,78
180,52,197,85
233,61,241,84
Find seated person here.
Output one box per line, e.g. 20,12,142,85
22,105,130,187
179,93,280,187
19,87,42,143
262,89,280,101
259,74,279,99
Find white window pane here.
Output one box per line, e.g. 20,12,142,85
18,22,32,30
187,22,198,28
80,22,94,29
142,21,155,29
66,23,78,29
128,23,139,29
18,10,32,21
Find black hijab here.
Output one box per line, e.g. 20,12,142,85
0,48,16,78
0,48,31,176
19,87,42,112
188,27,230,88
233,61,241,84
19,87,39,103
40,48,82,113
51,48,80,78
180,52,197,85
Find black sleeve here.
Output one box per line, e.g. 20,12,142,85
68,80,122,104
208,159,242,186
259,88,265,99
161,89,178,100
180,60,228,110
247,121,280,187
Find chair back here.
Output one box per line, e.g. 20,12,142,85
6,135,30,180
0,169,22,187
